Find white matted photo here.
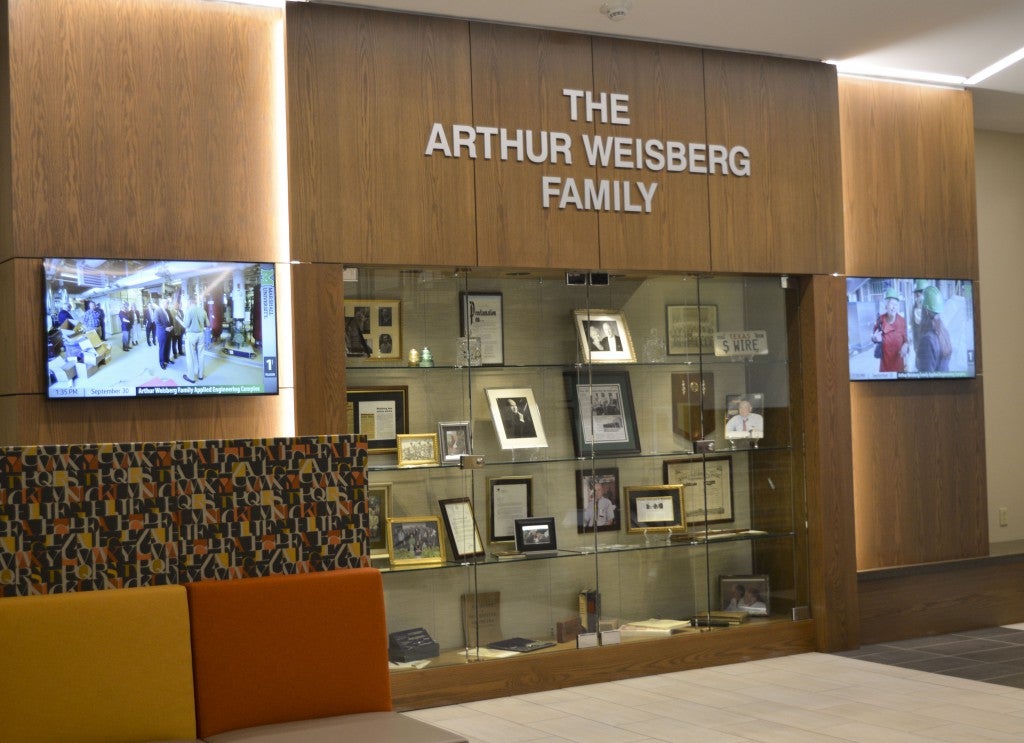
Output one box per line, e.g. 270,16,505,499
572,310,636,364
485,388,548,450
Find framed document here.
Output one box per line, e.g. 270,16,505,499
485,388,548,449
663,456,734,525
344,298,401,360
625,485,685,534
347,386,408,453
488,476,532,542
564,370,640,458
572,309,636,363
460,292,504,365
396,433,439,467
439,497,485,559
666,304,717,355
386,516,446,567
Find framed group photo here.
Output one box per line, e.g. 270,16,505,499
720,574,770,616
438,421,472,464
488,476,533,543
460,292,504,366
396,433,439,467
576,468,621,533
663,456,734,525
344,298,401,360
485,388,548,449
572,310,636,363
346,386,409,453
666,304,717,355
386,516,446,567
624,485,685,534
564,370,640,458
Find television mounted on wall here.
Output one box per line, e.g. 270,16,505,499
44,258,279,399
846,276,976,381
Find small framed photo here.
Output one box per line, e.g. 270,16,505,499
663,456,734,525
625,485,685,534
720,574,770,616
488,476,532,543
724,392,765,440
386,516,446,567
366,482,392,554
564,370,641,458
344,299,401,360
438,497,486,560
485,388,548,449
576,468,621,533
438,421,472,464
513,516,558,555
573,309,636,363
460,292,504,366
346,386,408,453
396,433,440,467
666,304,717,355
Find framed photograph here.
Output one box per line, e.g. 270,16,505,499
438,497,485,560
488,477,532,542
624,485,686,534
344,298,401,360
666,304,718,355
724,392,765,440
485,388,548,449
396,433,439,467
576,468,621,533
572,309,636,363
719,574,770,616
513,516,558,554
438,421,472,464
564,370,640,457
460,292,504,366
346,386,409,453
386,516,446,567
366,482,392,553
663,456,734,525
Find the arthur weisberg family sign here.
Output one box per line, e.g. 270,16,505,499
424,88,751,215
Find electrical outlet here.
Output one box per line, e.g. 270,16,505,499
999,507,1009,527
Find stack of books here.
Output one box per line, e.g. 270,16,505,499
691,610,749,627
618,618,694,640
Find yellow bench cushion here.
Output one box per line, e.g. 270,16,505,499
0,584,197,743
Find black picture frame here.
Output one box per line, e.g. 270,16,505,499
488,476,533,543
563,370,641,458
346,386,409,453
513,516,558,554
575,468,621,534
438,497,486,560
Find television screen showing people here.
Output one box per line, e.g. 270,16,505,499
45,258,280,398
846,277,976,381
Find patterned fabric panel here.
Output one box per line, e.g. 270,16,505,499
0,435,368,596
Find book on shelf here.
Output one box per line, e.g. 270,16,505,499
578,589,601,633
490,549,527,561
618,618,692,640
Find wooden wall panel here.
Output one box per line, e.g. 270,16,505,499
286,5,475,267
590,39,710,272
470,24,599,270
291,262,346,436
705,53,844,275
840,79,978,279
0,259,42,396
7,0,282,262
851,379,988,569
0,1,11,260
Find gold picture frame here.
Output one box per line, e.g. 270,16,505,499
344,298,401,360
386,516,446,567
396,433,439,467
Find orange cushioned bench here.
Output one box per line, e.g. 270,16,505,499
185,568,466,743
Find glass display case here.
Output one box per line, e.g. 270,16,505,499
343,267,807,673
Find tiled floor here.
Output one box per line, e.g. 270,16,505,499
403,626,1024,742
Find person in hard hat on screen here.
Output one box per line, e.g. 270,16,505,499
916,286,953,373
871,288,909,373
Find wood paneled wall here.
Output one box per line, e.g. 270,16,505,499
839,78,987,571
840,79,978,279
0,0,287,445
705,53,844,275
0,1,11,259
291,262,346,437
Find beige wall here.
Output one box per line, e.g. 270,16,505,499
976,129,1024,544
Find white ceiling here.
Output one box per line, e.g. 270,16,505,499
309,0,1024,133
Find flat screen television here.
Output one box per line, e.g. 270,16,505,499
44,258,279,399
846,276,976,381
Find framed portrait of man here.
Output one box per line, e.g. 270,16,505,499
485,388,548,450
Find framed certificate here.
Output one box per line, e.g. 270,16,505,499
663,456,734,525
347,386,408,453
460,292,504,365
439,497,485,560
